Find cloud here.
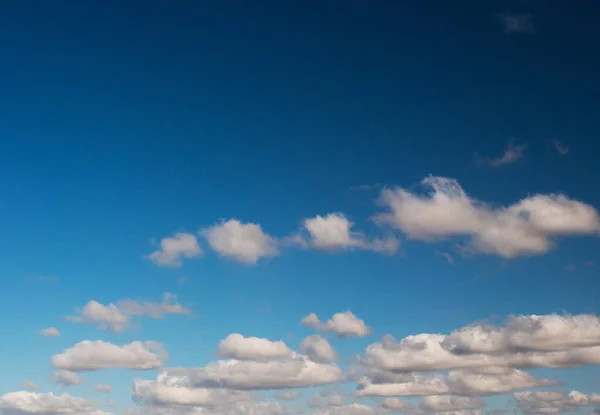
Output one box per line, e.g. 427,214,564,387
54,370,84,386
375,176,600,258
274,391,298,400
477,140,527,167
307,390,344,408
67,293,190,332
514,390,600,414
95,384,112,393
300,213,399,254
419,395,483,412
146,232,202,267
133,372,254,408
19,382,38,392
217,334,293,361
163,354,343,390
52,340,167,371
312,403,375,415
301,311,371,338
498,13,535,34
299,335,338,362
201,219,278,264
356,369,557,397
40,327,60,337
553,140,569,156
0,391,100,415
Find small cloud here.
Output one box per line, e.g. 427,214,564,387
564,264,576,272
437,251,455,265
54,370,84,386
146,233,202,268
585,260,595,267
40,327,60,337
553,139,569,156
477,139,527,167
95,384,112,393
498,12,535,34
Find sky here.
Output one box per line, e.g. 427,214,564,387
0,0,599,414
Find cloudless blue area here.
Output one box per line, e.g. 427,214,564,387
0,0,599,412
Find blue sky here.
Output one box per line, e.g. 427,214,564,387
0,1,599,414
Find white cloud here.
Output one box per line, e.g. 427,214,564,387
52,340,167,371
301,213,399,254
54,370,84,386
299,335,337,362
133,372,253,408
307,391,344,408
376,176,600,258
217,334,293,361
302,311,371,338
147,232,202,267
515,390,600,414
0,391,99,415
498,12,535,34
419,395,483,412
40,327,60,337
201,219,278,264
67,293,190,332
19,382,38,392
95,384,112,393
357,369,557,397
163,354,343,390
273,391,297,401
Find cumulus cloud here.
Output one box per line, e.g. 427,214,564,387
299,335,338,362
201,219,278,264
300,213,399,254
67,293,190,332
95,384,112,393
52,340,167,371
217,334,293,361
307,391,344,408
40,327,60,337
498,12,535,34
274,391,297,401
356,369,557,397
419,395,483,412
146,232,202,267
0,391,99,415
54,370,84,386
514,390,600,414
375,176,600,258
302,311,371,338
312,403,375,415
163,354,343,390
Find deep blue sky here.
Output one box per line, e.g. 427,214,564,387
0,1,599,414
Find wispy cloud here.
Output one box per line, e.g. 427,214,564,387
553,139,569,156
476,139,527,167
498,12,535,34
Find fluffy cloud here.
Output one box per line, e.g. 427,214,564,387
40,327,60,337
201,219,278,264
514,390,600,414
356,369,558,397
94,384,112,393
299,335,337,362
217,334,293,361
133,372,254,407
67,293,190,332
478,139,527,167
419,395,483,412
0,391,99,414
302,311,371,338
54,370,84,386
52,340,167,371
301,213,399,254
363,314,600,374
147,232,202,267
163,354,343,390
376,176,600,258
273,391,297,401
